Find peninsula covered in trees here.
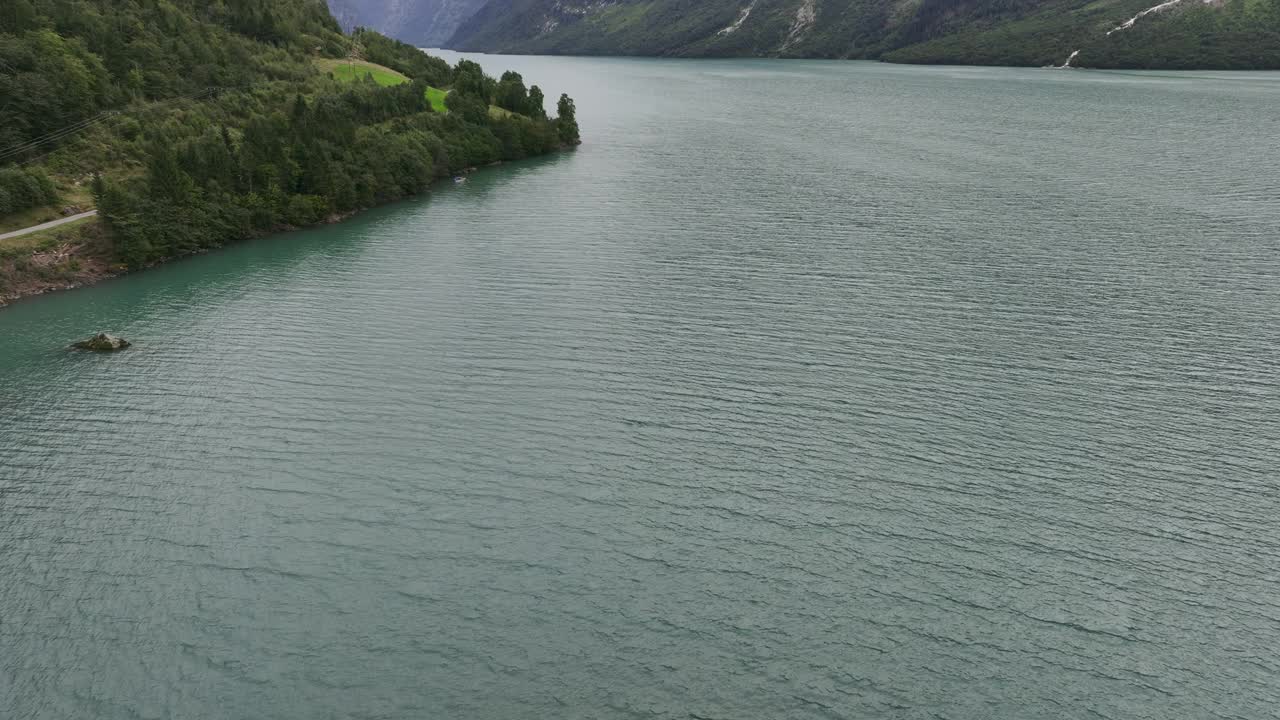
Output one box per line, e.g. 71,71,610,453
0,0,579,305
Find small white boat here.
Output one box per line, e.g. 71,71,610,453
453,176,467,184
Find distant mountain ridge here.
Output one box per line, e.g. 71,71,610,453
327,0,487,46
446,0,1280,69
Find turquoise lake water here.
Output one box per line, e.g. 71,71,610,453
3,55,1279,718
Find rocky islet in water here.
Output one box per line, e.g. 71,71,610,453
71,333,131,351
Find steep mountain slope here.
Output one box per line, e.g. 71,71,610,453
327,0,487,45
448,0,1280,69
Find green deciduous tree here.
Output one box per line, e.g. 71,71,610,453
527,85,547,119
556,94,579,145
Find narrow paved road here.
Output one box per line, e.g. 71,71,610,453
0,210,98,242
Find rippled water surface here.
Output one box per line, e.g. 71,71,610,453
3,56,1280,719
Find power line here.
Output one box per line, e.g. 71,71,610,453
0,113,118,161
0,87,222,164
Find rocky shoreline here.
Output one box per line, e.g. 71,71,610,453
0,209,363,309
0,151,574,310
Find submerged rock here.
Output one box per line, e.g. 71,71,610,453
73,333,131,351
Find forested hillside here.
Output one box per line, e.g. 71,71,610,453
327,0,487,46
0,0,578,301
448,0,1280,69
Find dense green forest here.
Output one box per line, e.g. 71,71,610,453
447,0,1280,69
0,0,578,279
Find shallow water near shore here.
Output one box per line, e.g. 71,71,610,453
3,56,1280,719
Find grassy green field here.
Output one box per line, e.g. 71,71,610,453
319,59,450,113
426,86,449,113
318,58,409,87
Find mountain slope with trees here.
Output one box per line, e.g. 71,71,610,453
326,0,488,46
447,0,1280,69
0,0,578,304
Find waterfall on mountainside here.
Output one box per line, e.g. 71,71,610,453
1054,0,1212,68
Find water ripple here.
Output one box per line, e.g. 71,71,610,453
2,57,1280,719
